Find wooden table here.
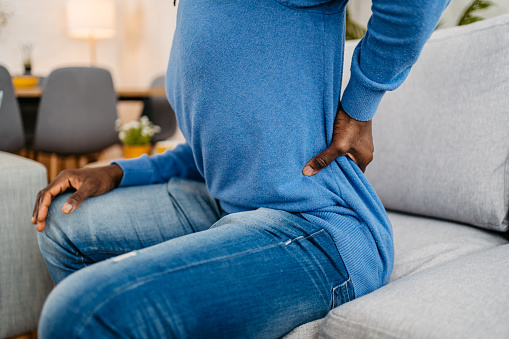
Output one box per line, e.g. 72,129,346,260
15,86,166,100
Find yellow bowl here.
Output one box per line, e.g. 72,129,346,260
12,76,39,89
155,140,181,154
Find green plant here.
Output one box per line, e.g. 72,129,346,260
116,116,161,145
458,0,494,26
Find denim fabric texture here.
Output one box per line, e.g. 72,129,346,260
38,178,353,338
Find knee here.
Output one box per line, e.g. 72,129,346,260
38,277,93,339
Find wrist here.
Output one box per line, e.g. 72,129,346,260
107,164,124,188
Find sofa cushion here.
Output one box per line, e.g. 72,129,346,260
342,14,509,231
387,211,508,283
282,318,322,339
0,152,54,338
319,243,509,339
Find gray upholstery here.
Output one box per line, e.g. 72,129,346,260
0,65,25,153
142,75,177,142
32,67,119,155
342,14,509,231
320,244,509,339
0,151,54,338
283,319,323,339
387,212,508,283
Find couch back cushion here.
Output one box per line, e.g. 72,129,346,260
342,14,509,231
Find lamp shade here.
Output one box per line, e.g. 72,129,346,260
66,0,116,39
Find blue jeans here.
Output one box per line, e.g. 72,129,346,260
37,178,354,338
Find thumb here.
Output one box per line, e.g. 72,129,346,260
62,188,92,214
303,145,346,176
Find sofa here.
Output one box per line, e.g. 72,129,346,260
0,152,53,338
283,13,509,339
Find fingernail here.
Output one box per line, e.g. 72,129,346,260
63,203,72,213
31,216,35,224
303,165,315,176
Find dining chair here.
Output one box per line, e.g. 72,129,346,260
142,75,177,142
32,67,119,179
0,65,25,153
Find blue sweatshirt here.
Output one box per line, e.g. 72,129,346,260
115,0,449,298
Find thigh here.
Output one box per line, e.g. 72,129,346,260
38,208,354,339
41,177,220,265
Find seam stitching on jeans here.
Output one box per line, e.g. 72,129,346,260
74,228,328,337
332,277,351,308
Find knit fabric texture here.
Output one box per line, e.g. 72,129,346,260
115,0,449,298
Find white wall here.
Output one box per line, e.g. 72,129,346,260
0,0,177,87
1,0,507,87
348,0,509,30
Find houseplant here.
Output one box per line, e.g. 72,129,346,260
116,116,161,158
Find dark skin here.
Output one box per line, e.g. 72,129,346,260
303,104,374,175
32,164,123,232
32,105,373,232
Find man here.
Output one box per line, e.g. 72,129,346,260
34,0,449,337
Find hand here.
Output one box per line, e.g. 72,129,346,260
303,104,374,175
32,164,123,232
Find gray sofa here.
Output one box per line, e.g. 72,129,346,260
285,13,509,339
0,152,53,338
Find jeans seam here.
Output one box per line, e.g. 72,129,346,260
74,229,324,337
332,277,351,309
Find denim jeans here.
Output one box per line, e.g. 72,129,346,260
37,177,354,338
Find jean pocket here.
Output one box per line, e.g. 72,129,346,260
332,277,354,309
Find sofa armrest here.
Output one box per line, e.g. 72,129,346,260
0,152,54,338
319,243,509,339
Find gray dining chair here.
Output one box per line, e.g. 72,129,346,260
32,67,118,178
142,75,177,142
0,65,25,153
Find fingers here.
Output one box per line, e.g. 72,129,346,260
303,142,348,176
32,171,77,232
63,187,94,215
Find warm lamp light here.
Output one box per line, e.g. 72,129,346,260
66,0,116,65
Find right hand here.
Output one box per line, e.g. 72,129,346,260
32,164,123,232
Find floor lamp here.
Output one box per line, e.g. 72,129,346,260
66,0,116,66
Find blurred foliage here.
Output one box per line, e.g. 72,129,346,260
458,0,494,25
345,9,366,40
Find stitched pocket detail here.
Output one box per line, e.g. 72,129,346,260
332,277,353,309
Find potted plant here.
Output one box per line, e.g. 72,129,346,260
115,116,161,159
21,43,33,75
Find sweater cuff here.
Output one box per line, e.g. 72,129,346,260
341,74,386,122
111,155,154,187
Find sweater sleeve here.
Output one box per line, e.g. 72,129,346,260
341,0,450,121
113,142,203,187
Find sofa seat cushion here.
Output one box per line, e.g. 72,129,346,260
319,243,509,339
387,212,508,283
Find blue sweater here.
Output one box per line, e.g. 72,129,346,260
116,0,449,298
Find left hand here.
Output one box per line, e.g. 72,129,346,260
302,104,374,175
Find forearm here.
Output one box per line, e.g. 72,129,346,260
342,0,451,121
113,143,203,187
